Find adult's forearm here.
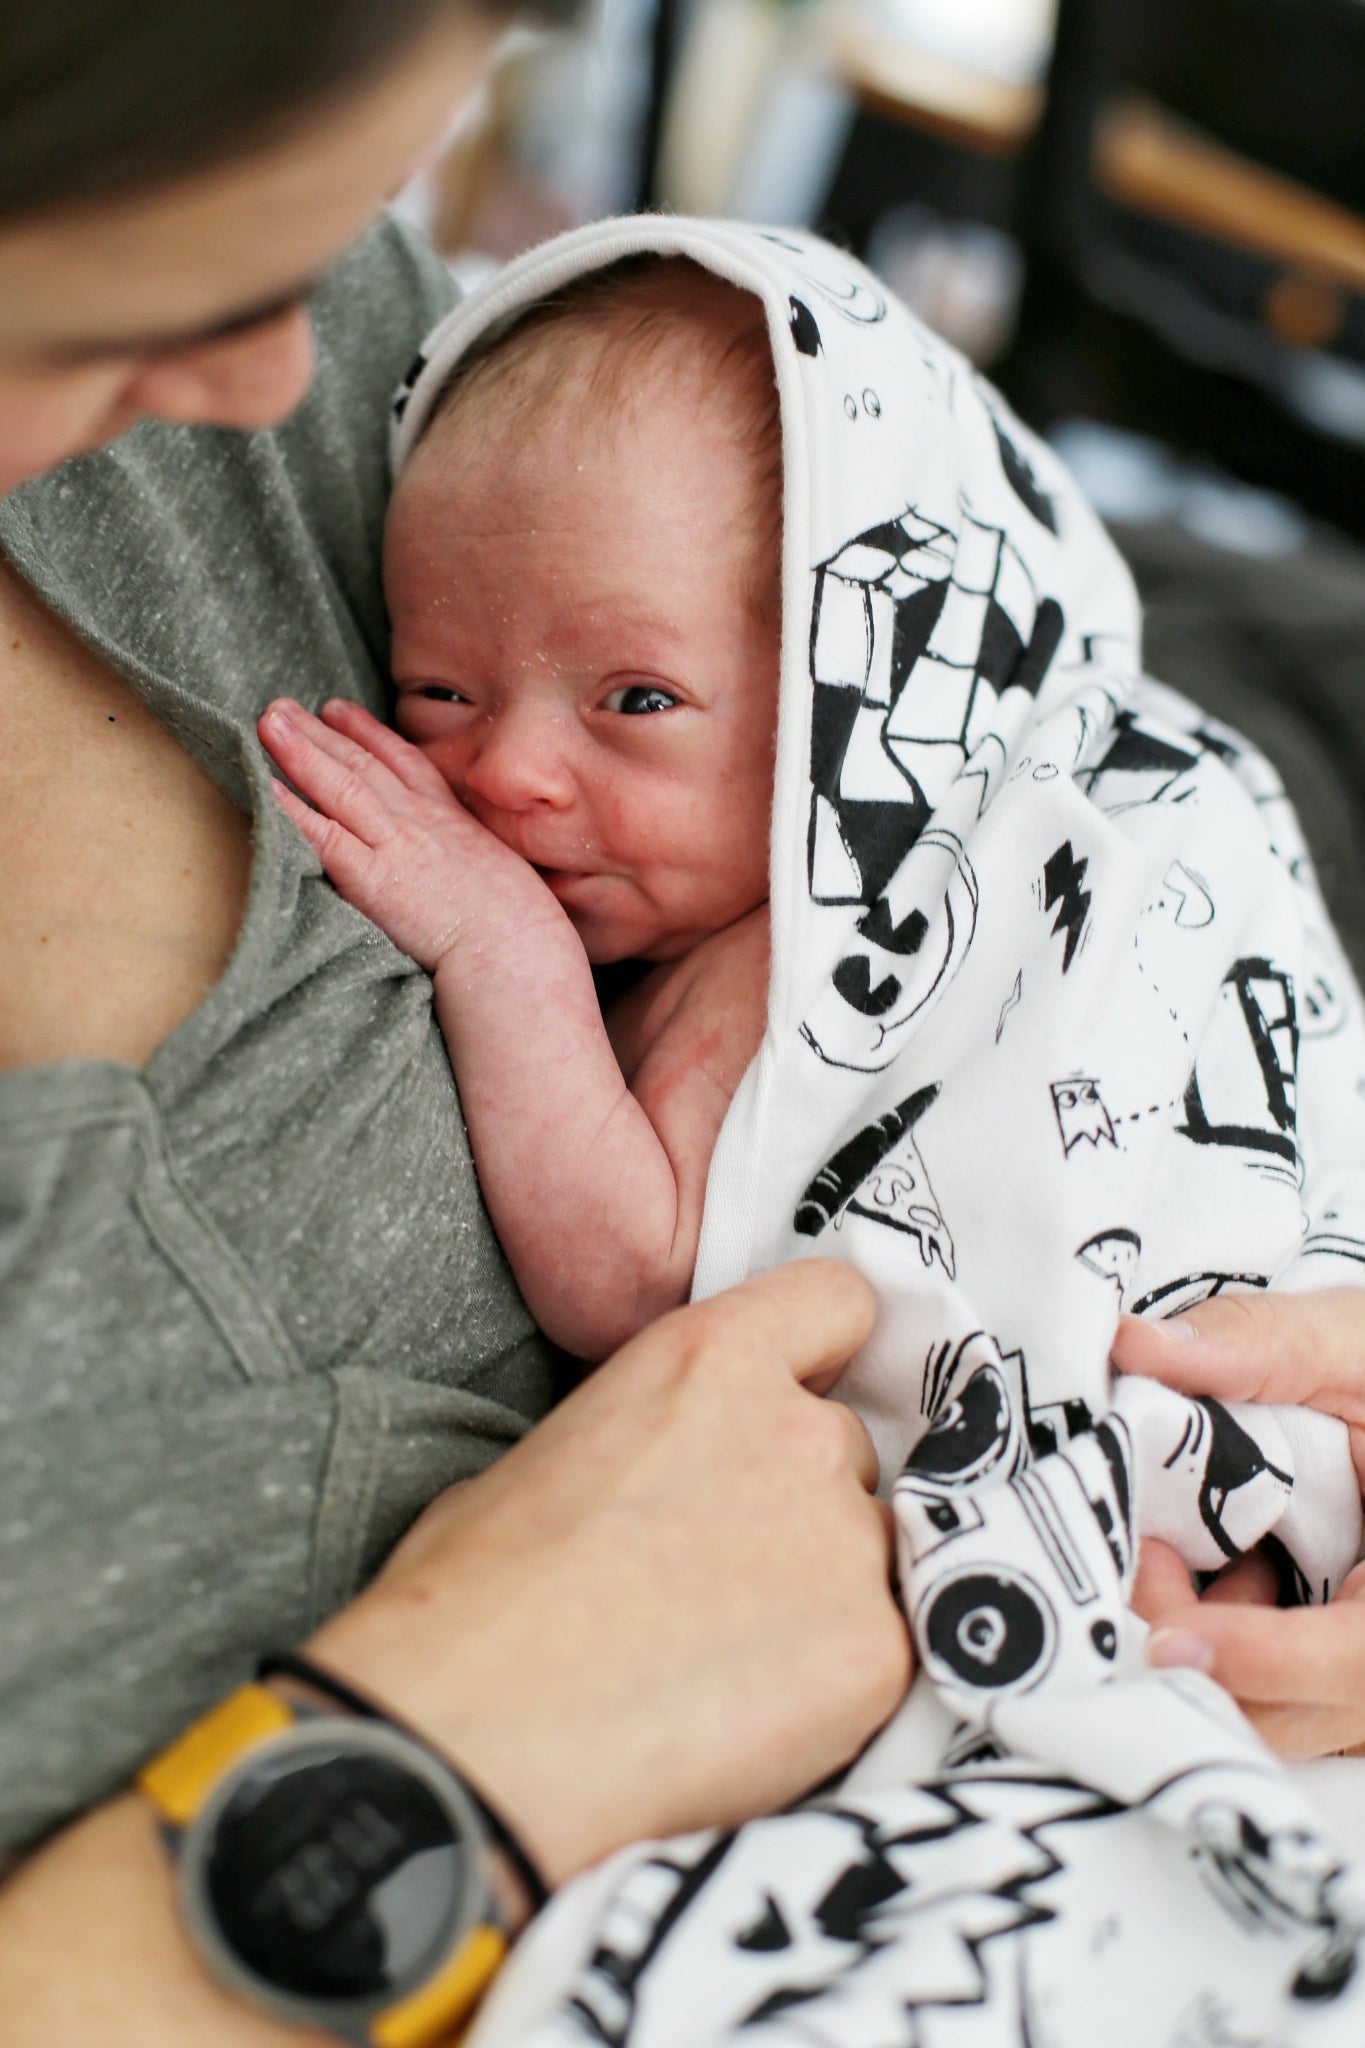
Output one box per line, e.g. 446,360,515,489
1,1795,312,2048
3,1268,907,2040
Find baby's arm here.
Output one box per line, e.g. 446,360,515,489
257,698,764,1358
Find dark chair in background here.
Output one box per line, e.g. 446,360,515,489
996,0,1365,542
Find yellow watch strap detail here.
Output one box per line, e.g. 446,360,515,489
137,1684,295,1829
371,1924,508,2048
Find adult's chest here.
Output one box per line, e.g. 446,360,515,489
0,558,252,1070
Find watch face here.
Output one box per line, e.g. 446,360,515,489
203,1738,469,2004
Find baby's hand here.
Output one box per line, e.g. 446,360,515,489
257,697,563,971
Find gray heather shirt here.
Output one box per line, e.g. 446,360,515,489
0,218,553,1848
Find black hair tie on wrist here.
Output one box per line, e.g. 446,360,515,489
257,1649,550,1913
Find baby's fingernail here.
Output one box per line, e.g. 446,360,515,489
1147,1628,1216,1674
1154,1316,1199,1343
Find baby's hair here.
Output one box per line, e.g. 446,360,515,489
419,256,783,626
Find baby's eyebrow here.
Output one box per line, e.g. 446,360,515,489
565,598,684,648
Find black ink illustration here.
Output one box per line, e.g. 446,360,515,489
1301,932,1346,1037
803,823,979,1072
1042,841,1092,972
1162,859,1215,929
899,1342,1135,1700
1051,1076,1118,1156
1173,1399,1292,1564
1300,1208,1365,1269
793,1082,954,1274
1131,1273,1269,1318
996,969,1023,1042
391,347,428,423
922,1564,1056,1691
989,410,1058,533
1080,709,1203,814
1190,1803,1360,2003
552,1776,1127,2048
1076,1228,1142,1306
905,1338,1029,1489
789,295,821,356
756,231,888,324
1179,958,1299,1170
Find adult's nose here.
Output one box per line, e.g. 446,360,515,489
123,303,317,432
461,701,577,813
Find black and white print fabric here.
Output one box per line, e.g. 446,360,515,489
393,219,1365,2046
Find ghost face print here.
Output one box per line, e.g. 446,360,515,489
384,320,779,965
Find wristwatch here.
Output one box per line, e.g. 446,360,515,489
138,1653,547,2046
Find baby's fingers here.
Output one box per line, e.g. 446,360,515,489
259,699,408,846
270,780,378,900
320,697,455,802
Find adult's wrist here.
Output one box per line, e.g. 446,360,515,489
303,1592,598,1893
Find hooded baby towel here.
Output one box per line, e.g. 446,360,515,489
394,219,1365,2045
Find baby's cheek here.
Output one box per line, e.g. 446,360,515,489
401,728,471,796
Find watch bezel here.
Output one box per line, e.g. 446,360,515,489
177,1715,493,2042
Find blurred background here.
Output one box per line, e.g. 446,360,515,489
399,0,1365,969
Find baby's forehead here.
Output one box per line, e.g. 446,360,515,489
419,261,775,457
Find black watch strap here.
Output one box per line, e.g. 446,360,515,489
256,1653,550,1913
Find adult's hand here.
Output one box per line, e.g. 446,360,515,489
315,1258,910,1884
4,1262,907,2046
1114,1289,1365,1759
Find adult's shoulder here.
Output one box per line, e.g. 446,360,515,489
270,215,460,562
296,214,459,456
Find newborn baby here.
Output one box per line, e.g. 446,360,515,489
261,257,778,1361
260,219,1365,2039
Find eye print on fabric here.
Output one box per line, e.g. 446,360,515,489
1051,1076,1118,1157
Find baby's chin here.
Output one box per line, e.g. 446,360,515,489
575,919,699,968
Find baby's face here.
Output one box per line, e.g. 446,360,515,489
383,363,778,964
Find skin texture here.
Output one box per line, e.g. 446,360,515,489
0,12,499,493
258,314,779,1355
386,342,778,967
0,55,911,2041
1118,1290,1365,1757
5,1262,908,2045
0,15,502,1076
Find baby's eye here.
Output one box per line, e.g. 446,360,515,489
414,685,469,703
602,684,680,715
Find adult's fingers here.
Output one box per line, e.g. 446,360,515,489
1147,1574,1365,1710
1242,1702,1365,1763
1131,1536,1197,1629
642,1260,878,1396
1111,1289,1365,1434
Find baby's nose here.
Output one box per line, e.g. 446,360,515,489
464,707,575,811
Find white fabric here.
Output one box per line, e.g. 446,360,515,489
395,219,1365,2044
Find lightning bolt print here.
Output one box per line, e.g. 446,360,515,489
1043,841,1091,973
